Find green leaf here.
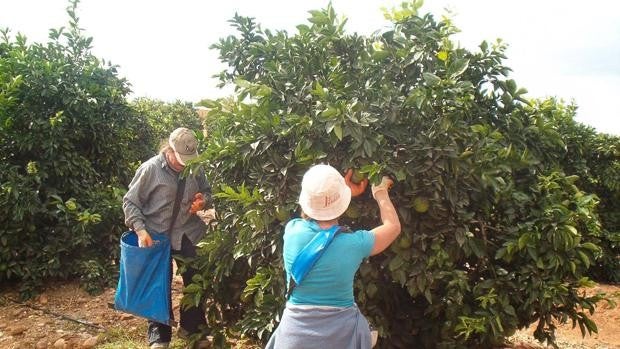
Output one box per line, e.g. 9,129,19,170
405,88,425,109
504,305,516,317
580,242,600,252
366,283,378,298
312,81,326,97
321,106,339,118
296,24,311,34
389,255,404,272
535,257,544,269
308,10,329,25
424,289,433,304
565,225,578,236
494,247,506,260
333,124,343,140
372,50,390,61
583,316,598,334
518,234,528,250
422,72,441,86
416,275,426,292
577,251,590,268
184,284,202,293
470,124,488,134
325,120,335,133
577,277,596,288
448,58,469,79
256,85,272,97
394,168,406,181
235,78,252,88
480,40,488,52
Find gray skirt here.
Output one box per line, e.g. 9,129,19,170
265,303,372,349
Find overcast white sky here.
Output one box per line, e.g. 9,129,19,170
1,0,619,135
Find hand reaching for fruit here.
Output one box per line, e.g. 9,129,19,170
344,169,369,197
371,176,394,199
189,192,205,214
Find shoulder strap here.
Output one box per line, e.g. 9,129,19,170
168,176,186,233
286,225,341,299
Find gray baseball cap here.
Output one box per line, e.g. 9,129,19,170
168,127,198,165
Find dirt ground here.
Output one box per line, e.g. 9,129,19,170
510,283,620,349
0,274,259,349
0,279,618,349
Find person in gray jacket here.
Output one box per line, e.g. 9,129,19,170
123,127,212,349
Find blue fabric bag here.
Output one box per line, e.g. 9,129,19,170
114,231,172,325
287,225,340,298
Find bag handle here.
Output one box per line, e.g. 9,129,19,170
168,176,186,234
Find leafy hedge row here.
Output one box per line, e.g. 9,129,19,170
552,103,620,282
186,3,613,348
0,0,210,297
0,2,151,296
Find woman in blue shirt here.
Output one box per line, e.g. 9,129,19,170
266,164,401,349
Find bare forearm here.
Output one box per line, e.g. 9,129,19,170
370,189,401,256
376,192,399,229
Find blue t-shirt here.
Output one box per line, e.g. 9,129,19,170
283,218,375,307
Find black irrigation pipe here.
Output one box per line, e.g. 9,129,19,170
1,296,106,331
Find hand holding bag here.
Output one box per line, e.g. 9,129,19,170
113,177,186,325
114,231,172,324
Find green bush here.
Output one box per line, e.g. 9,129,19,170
550,102,620,282
130,97,204,152
187,3,607,348
0,1,150,297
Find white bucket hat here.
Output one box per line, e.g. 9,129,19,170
298,164,351,221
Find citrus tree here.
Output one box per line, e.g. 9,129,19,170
188,3,605,348
131,97,204,152
0,1,150,296
549,102,620,282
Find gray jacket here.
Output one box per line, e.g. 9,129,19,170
266,304,372,349
123,153,212,250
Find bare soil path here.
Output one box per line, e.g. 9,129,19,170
509,283,620,349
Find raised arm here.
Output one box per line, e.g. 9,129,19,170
370,176,401,256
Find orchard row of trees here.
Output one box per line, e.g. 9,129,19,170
0,0,202,296
0,1,618,348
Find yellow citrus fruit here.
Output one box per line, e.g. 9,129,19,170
398,235,412,249
412,197,429,213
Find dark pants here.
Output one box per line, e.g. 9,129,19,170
148,234,207,345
